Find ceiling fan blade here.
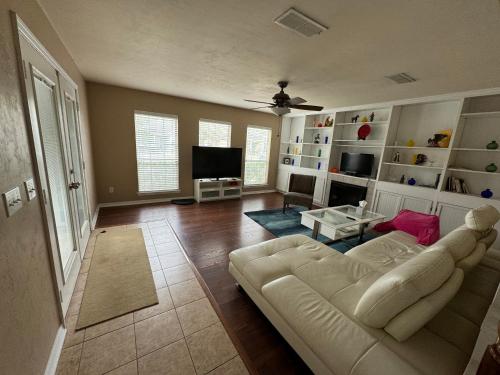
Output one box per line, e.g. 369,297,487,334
244,99,275,105
289,104,324,111
250,105,274,110
288,97,306,105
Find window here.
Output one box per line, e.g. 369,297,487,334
244,126,272,186
199,119,231,147
134,111,179,193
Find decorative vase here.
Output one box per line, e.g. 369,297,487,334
485,163,498,173
487,140,498,150
408,178,416,186
481,189,493,199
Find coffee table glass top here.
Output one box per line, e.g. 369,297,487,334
300,205,384,229
333,205,382,220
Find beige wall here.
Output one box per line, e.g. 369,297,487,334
0,2,96,374
87,82,281,203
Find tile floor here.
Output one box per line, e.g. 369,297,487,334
56,221,248,375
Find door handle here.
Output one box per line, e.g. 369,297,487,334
69,182,81,190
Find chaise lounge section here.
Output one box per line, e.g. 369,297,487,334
229,205,500,374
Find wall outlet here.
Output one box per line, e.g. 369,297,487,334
109,186,114,193
2,186,23,217
24,178,36,200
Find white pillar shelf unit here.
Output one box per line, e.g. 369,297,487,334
277,90,500,248
194,178,242,202
443,94,500,200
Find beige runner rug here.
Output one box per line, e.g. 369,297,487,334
76,228,158,329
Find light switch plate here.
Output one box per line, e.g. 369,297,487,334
2,186,23,217
24,178,36,200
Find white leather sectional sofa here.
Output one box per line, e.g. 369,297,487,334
229,205,500,375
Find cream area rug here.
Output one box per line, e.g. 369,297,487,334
76,228,158,329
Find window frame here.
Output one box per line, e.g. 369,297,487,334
134,110,180,194
198,118,232,147
244,125,272,187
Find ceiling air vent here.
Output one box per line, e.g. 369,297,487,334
385,73,417,84
274,8,328,37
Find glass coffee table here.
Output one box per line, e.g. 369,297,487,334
300,205,385,245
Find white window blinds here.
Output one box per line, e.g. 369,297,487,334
199,119,231,147
244,126,272,186
134,112,179,192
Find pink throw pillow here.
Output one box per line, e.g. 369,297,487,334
374,209,440,245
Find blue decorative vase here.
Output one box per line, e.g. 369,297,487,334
408,178,416,186
481,189,493,199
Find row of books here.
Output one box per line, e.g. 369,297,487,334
446,176,470,194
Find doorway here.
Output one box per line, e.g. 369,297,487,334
16,18,91,316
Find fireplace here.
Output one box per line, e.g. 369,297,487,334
329,181,367,207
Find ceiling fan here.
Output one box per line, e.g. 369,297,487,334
245,81,324,116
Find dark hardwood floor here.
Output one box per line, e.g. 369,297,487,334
97,192,312,374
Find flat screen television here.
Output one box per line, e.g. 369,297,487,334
192,146,242,179
340,152,374,177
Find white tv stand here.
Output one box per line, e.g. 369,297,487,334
194,178,242,202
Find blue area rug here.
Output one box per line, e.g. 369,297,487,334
244,206,378,253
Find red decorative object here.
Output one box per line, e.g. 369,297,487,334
357,123,371,140
329,167,338,173
317,122,323,127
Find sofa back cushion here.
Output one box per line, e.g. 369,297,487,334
465,205,500,232
354,248,454,328
431,225,477,262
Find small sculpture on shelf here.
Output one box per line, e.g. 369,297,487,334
427,129,452,148
481,189,493,199
351,115,359,123
413,153,428,165
314,134,321,144
392,152,400,163
408,178,416,186
486,163,498,173
317,122,324,128
324,116,334,127
400,174,406,184
361,116,369,122
406,139,415,147
283,157,291,165
369,112,375,122
487,140,499,150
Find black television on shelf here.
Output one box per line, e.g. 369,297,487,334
340,152,374,177
192,146,242,179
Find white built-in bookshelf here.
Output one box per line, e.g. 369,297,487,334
279,93,500,202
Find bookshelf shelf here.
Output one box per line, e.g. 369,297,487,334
460,111,500,118
383,162,444,170
386,145,449,151
447,168,499,175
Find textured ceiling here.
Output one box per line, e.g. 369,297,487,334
38,0,500,111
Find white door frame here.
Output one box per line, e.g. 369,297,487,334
12,13,92,317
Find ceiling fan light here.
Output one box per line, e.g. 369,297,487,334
272,107,291,116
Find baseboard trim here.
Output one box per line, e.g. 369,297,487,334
91,206,99,230
44,324,66,375
242,189,276,195
98,195,195,208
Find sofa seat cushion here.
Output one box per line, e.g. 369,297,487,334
345,231,426,273
229,234,337,291
262,275,419,375
354,248,455,328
